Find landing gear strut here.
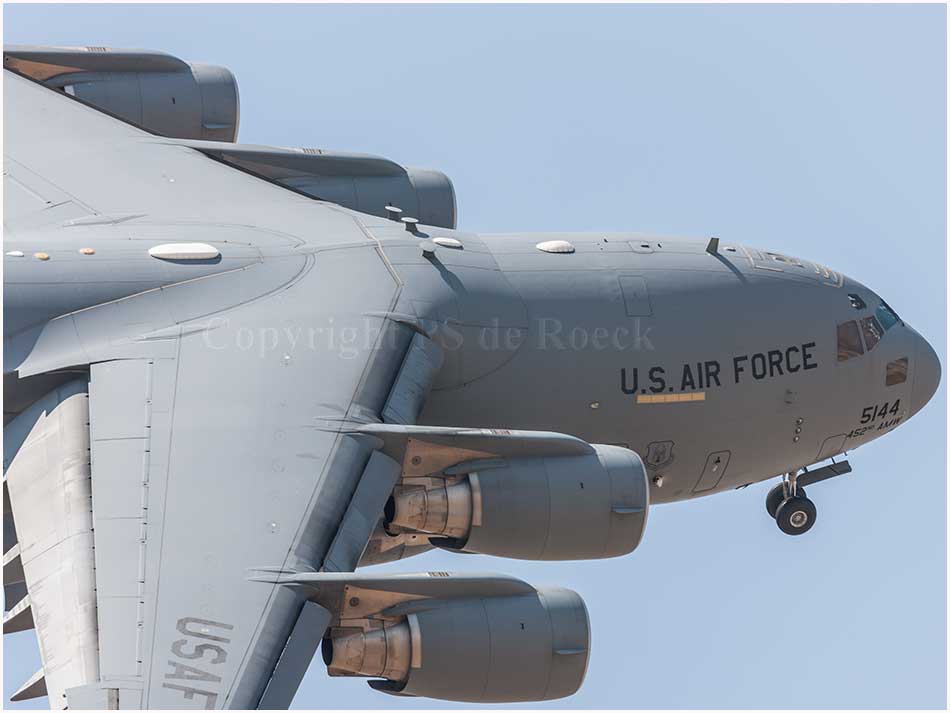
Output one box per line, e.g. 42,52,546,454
764,460,852,536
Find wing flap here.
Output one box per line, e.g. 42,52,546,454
10,668,48,701
3,381,99,707
3,594,33,633
3,543,24,589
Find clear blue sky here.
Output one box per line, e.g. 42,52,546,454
3,3,946,709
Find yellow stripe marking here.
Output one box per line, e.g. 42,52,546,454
637,392,706,404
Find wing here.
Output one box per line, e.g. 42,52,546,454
4,67,444,708
3,67,331,235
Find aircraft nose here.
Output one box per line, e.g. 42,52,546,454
910,330,941,418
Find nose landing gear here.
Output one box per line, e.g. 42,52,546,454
775,494,817,535
765,460,852,536
766,474,815,535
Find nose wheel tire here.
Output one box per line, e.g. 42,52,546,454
765,483,807,519
774,496,817,535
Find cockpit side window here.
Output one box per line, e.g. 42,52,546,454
886,357,908,386
875,301,900,331
860,316,883,351
837,320,864,361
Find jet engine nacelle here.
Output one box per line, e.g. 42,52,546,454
4,45,240,141
386,444,649,560
4,45,458,227
62,63,240,142
323,587,589,703
193,144,458,228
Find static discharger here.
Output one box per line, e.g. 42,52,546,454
637,392,706,404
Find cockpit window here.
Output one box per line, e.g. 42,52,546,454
886,357,908,386
848,293,867,310
860,316,883,351
875,301,900,331
837,320,864,361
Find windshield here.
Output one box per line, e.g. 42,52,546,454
875,300,900,331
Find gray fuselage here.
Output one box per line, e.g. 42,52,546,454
3,219,939,506
402,229,939,504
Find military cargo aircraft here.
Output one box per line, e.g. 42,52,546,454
2,45,940,709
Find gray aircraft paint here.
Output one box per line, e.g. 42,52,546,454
2,47,941,710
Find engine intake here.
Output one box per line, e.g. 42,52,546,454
323,587,589,703
386,444,649,560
